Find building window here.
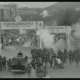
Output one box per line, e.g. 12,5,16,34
10,8,12,16
0,9,4,21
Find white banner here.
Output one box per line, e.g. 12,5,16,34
38,21,43,30
45,26,71,33
66,26,71,34
49,29,66,33
46,26,67,33
0,21,41,29
46,26,66,29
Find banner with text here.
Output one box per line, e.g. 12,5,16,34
0,21,43,29
46,26,68,33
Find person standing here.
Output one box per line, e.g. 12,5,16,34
53,55,58,69
64,49,67,63
7,59,12,71
36,66,42,78
64,48,68,59
41,52,45,66
25,55,28,63
42,66,49,78
55,57,63,69
45,53,49,67
3,56,6,69
43,66,48,76
75,49,79,67
31,59,36,70
1,34,4,49
35,66,40,78
69,50,72,64
49,54,54,68
0,55,3,71
27,63,32,78
53,53,57,69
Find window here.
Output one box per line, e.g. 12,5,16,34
10,8,12,16
0,9,4,21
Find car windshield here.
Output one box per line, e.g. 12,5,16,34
12,57,26,64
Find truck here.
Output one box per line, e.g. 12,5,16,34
10,54,28,73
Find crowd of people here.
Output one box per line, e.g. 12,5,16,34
0,56,7,71
0,48,80,78
30,48,80,78
2,30,38,47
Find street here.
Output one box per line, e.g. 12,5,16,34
0,46,80,78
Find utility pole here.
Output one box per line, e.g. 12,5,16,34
66,26,71,51
1,33,4,49
38,21,43,49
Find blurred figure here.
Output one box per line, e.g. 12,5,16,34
64,48,68,59
42,66,49,78
25,55,28,63
27,63,32,78
42,74,50,78
36,66,42,78
31,59,36,70
49,53,54,68
69,50,73,64
53,54,57,69
0,55,3,71
44,51,49,67
43,66,48,76
75,49,79,67
55,57,64,69
7,59,12,71
3,56,6,69
17,51,23,57
1,34,4,49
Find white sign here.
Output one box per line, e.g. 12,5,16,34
1,21,40,29
46,26,66,33
15,16,22,22
66,26,71,34
38,21,43,30
49,29,66,33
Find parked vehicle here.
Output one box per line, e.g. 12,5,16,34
10,53,28,73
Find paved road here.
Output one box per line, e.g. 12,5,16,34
0,46,80,78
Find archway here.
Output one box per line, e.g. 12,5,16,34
41,26,71,51
0,21,43,49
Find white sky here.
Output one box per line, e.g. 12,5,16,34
0,2,57,8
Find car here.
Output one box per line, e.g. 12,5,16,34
10,54,28,73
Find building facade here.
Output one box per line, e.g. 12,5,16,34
15,9,37,21
0,3,17,21
0,3,38,21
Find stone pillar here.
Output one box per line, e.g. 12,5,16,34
38,21,43,49
40,37,42,49
66,26,71,50
67,34,70,50
0,22,3,49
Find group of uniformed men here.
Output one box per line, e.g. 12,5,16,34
0,48,80,78
29,48,80,78
0,56,12,71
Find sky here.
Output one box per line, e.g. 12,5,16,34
0,2,57,8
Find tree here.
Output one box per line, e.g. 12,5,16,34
71,10,80,24
57,9,74,26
